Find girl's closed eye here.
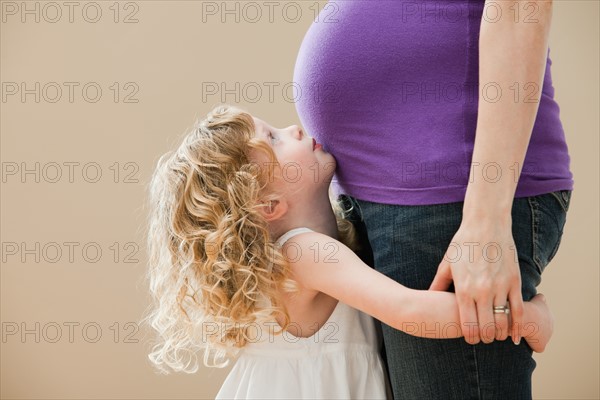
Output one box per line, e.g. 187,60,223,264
269,132,278,143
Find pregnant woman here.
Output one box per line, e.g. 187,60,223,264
293,1,574,399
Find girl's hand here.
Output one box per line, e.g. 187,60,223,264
429,219,524,345
520,293,554,353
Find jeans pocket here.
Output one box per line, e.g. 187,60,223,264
528,190,570,274
549,189,573,213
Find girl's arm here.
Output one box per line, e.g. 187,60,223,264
283,231,461,339
284,231,545,345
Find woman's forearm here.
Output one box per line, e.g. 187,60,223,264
463,0,553,223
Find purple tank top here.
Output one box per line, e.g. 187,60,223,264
293,1,574,205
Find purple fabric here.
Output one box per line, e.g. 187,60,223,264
293,0,574,205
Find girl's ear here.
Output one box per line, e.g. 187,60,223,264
259,198,288,222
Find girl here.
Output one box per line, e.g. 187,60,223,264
144,104,553,399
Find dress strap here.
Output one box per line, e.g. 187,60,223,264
275,227,314,247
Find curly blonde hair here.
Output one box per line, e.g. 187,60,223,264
142,104,358,374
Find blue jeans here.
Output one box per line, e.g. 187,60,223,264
339,190,572,400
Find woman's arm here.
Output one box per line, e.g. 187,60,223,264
430,0,554,345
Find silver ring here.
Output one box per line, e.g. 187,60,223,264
493,303,510,315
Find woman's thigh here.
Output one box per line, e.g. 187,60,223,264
341,190,572,400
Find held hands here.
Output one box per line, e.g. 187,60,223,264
429,219,524,345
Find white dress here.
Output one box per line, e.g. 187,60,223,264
216,227,388,400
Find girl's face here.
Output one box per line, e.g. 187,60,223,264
251,116,336,195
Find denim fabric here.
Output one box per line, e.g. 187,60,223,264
339,190,572,400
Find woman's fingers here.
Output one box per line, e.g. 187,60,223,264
429,260,453,291
508,285,525,345
493,294,511,341
476,296,496,344
457,294,480,344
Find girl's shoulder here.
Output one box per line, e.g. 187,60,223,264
275,227,317,248
278,228,341,261
276,227,342,247
279,229,353,279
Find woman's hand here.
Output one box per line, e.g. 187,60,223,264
429,215,524,345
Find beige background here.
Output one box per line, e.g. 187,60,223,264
1,1,598,399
